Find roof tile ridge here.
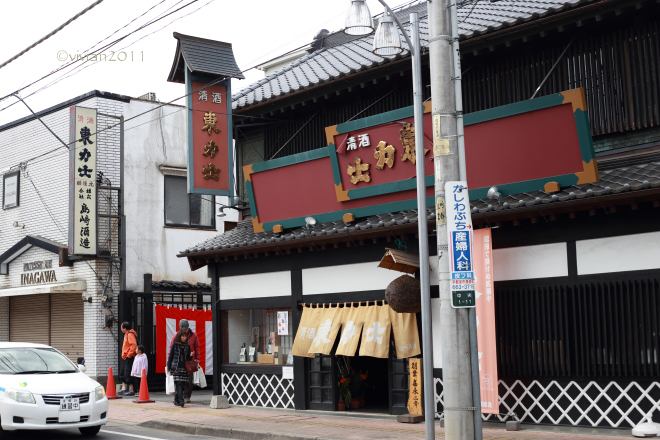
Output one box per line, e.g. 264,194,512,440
232,49,327,101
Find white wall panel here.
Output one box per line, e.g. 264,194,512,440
219,271,291,300
431,298,442,369
492,243,568,281
577,231,660,275
302,262,405,295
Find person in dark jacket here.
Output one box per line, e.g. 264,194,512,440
167,319,200,403
167,329,193,407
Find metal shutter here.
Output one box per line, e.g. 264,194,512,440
9,294,50,345
50,292,84,362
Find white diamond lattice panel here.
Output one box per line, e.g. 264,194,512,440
221,373,294,409
434,378,660,428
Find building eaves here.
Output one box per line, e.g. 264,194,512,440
179,161,660,260
168,32,244,83
0,90,131,133
231,0,589,111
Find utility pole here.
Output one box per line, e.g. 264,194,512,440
428,0,475,439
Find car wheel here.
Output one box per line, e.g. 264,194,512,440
78,425,102,436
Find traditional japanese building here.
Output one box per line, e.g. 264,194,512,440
177,0,660,429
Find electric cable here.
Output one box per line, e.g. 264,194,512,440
0,0,105,71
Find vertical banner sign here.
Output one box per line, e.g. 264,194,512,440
69,106,97,256
407,358,423,415
186,70,232,196
473,228,499,414
445,181,475,308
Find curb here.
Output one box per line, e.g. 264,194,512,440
139,419,336,440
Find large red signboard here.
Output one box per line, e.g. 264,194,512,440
245,89,598,233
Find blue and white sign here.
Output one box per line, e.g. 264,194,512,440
445,181,476,308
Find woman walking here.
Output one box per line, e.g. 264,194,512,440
167,329,194,407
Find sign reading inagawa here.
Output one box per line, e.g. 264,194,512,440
445,181,475,308
69,106,97,256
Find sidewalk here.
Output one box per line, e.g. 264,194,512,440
108,392,634,440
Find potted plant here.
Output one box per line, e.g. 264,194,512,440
337,377,351,411
350,370,368,408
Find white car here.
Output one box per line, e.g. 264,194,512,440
0,342,108,437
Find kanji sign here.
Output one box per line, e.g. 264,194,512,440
187,74,233,196
407,358,423,416
69,106,97,256
446,181,475,308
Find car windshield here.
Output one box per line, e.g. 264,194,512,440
0,348,77,374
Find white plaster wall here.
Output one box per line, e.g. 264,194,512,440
302,262,406,295
576,231,660,275
219,271,291,300
492,243,568,281
122,99,219,290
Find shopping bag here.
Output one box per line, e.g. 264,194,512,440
359,304,392,358
196,366,207,388
389,307,421,359
165,369,175,395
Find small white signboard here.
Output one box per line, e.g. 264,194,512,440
277,311,289,335
282,366,294,380
445,181,476,308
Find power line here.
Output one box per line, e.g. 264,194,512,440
0,0,200,108
0,0,105,71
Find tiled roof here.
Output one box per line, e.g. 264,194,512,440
180,161,660,256
168,33,244,84
152,280,211,290
232,0,588,110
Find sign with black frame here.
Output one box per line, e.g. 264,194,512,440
2,170,19,210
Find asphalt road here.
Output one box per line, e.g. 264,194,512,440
0,421,228,439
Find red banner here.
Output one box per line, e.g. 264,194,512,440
155,305,213,375
473,228,499,414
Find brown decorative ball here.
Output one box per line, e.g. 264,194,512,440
385,275,421,313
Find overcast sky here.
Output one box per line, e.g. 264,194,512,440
0,0,415,126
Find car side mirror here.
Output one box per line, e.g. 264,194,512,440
78,364,87,373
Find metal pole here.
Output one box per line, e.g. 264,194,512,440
410,12,435,440
428,0,475,439
449,1,466,181
469,308,483,440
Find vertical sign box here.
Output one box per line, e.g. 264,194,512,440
407,358,423,415
69,106,97,256
186,69,233,197
445,181,476,308
473,228,499,414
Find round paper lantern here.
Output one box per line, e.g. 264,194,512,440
385,274,421,313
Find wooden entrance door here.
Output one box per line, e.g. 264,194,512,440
307,353,336,410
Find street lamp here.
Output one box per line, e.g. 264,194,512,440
344,3,435,440
344,0,375,35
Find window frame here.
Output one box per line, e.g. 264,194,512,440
163,175,216,230
3,170,20,210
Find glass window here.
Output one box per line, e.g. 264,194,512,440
164,176,214,228
0,348,77,374
223,308,293,365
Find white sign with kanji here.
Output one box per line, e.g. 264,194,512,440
69,106,97,256
445,181,476,308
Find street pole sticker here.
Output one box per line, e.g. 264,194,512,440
445,181,476,308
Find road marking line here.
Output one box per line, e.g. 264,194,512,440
101,430,172,440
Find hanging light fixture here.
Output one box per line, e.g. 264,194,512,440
373,10,404,56
343,0,374,36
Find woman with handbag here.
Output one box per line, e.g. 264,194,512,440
167,329,195,407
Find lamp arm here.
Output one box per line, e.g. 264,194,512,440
376,0,415,51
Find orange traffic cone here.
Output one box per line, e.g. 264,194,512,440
106,367,122,400
133,369,154,404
